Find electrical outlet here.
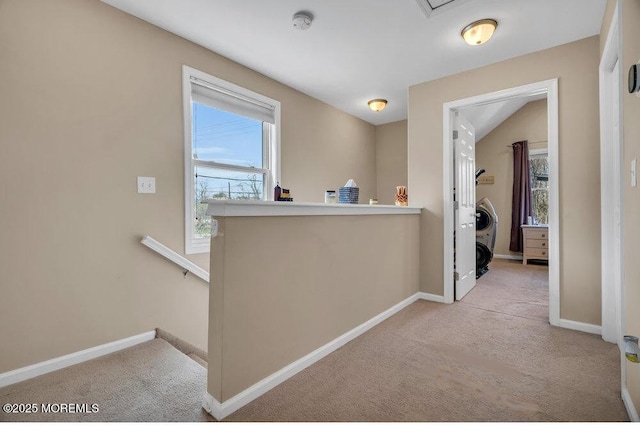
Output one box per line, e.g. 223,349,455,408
137,176,156,194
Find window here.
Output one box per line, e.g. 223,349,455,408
183,66,280,253
529,148,549,225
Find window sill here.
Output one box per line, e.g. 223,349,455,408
186,241,210,254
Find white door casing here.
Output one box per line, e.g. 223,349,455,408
601,58,622,345
442,79,559,328
599,0,624,348
599,2,627,407
454,112,476,300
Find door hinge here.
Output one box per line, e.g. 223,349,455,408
454,271,459,281
453,130,459,139
454,200,459,210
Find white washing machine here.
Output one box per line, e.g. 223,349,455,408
476,197,498,277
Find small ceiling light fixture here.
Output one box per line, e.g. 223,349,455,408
368,99,388,112
292,11,313,30
461,19,498,46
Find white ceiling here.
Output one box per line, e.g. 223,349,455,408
461,98,528,142
100,0,606,126
461,92,546,142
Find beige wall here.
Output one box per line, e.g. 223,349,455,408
375,120,408,205
0,0,376,374
619,0,640,413
282,98,376,204
408,36,602,325
475,100,548,256
208,214,420,402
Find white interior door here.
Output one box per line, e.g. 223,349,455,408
454,112,476,300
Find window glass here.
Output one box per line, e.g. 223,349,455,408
192,102,263,168
530,154,549,225
184,66,279,254
194,166,265,238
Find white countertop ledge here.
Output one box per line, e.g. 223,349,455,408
206,200,422,217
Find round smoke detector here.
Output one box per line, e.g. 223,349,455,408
292,12,313,30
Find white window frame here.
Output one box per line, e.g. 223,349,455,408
529,147,548,157
182,65,281,254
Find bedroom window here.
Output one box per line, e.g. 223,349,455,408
183,66,280,254
529,149,549,225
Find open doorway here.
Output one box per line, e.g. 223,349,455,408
442,79,560,328
464,95,549,262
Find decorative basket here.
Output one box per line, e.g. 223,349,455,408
338,187,359,204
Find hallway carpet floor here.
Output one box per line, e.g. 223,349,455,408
227,259,627,421
0,259,628,421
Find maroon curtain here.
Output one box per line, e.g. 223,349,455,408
509,141,533,252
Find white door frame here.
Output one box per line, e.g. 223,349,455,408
442,79,560,328
600,0,623,347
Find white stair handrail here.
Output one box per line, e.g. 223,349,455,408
141,235,209,283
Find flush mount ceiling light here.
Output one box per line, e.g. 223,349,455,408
368,99,388,112
292,12,313,30
461,19,497,45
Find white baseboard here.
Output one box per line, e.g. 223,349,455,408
623,386,639,421
493,254,523,260
557,318,602,335
202,393,222,420
417,292,446,303
0,331,156,388
203,293,421,420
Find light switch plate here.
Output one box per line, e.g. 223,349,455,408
137,176,156,194
632,159,637,188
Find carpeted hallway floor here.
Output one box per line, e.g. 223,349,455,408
0,259,628,421
226,259,627,421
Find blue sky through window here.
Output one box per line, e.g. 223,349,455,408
192,101,263,168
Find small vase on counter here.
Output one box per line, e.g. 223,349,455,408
395,186,408,206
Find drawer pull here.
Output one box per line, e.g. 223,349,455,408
541,234,546,238
542,243,546,247
542,251,546,255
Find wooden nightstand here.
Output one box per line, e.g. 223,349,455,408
521,225,549,265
